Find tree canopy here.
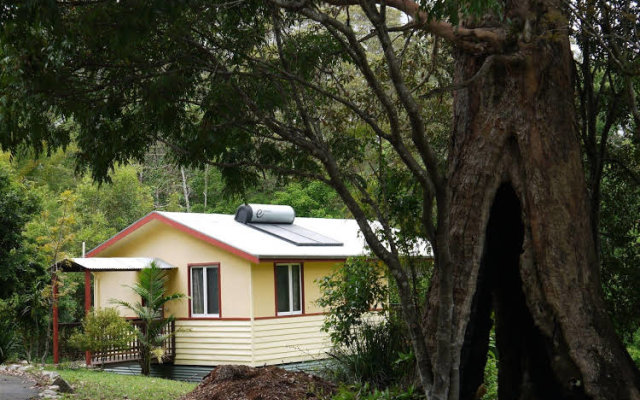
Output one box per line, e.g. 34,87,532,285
1,0,639,398
0,157,39,298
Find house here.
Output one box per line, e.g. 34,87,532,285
57,204,379,367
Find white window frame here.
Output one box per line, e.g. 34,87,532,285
191,265,220,318
276,263,303,316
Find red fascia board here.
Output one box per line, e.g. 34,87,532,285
87,212,260,264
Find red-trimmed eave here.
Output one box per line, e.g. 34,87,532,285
86,212,260,264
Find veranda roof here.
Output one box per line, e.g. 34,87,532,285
54,257,177,272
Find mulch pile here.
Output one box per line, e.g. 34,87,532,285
181,365,336,400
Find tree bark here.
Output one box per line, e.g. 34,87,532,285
423,0,640,398
180,166,191,213
203,164,208,210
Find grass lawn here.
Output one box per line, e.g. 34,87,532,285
52,368,197,400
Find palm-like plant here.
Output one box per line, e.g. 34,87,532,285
111,262,184,376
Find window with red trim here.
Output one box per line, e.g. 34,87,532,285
275,263,302,315
191,265,220,317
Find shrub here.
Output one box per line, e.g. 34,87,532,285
333,383,425,400
318,257,416,391
481,351,498,400
327,316,414,389
0,318,17,364
69,308,134,365
317,257,388,346
626,327,640,369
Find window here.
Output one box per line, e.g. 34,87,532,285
275,263,302,315
191,265,220,317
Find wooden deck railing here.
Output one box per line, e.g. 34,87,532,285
93,319,176,365
59,319,176,365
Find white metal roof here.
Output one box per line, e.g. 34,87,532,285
156,211,371,259
58,257,177,271
87,210,433,261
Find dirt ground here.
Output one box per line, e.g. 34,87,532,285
180,365,336,400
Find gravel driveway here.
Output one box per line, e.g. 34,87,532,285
0,374,39,400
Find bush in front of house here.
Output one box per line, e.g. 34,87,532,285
318,257,415,391
326,315,414,390
69,307,134,365
317,257,389,347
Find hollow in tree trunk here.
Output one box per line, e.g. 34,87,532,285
423,0,640,398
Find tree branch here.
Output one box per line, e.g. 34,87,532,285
319,0,505,52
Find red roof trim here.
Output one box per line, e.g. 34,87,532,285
87,212,260,264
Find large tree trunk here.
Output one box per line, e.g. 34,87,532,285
424,0,640,398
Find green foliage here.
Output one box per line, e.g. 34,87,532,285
75,165,154,233
2,281,51,363
626,328,640,367
481,331,498,400
317,257,388,345
268,181,345,218
332,383,425,400
111,262,184,376
10,147,79,193
327,318,414,390
281,31,348,80
0,158,40,299
599,137,640,339
69,308,134,363
319,258,418,390
420,0,503,25
0,303,17,363
24,189,78,266
0,1,451,204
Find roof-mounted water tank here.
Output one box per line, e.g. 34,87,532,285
235,204,342,246
234,204,296,224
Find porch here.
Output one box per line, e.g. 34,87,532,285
52,257,178,366
57,319,176,366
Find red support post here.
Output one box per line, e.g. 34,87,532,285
85,269,92,366
52,274,59,365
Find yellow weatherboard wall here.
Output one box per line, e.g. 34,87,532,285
94,219,252,319
253,314,330,365
174,320,253,366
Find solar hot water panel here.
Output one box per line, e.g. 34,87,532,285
247,223,343,246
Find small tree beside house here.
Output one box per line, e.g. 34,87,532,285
70,307,133,366
111,262,184,376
